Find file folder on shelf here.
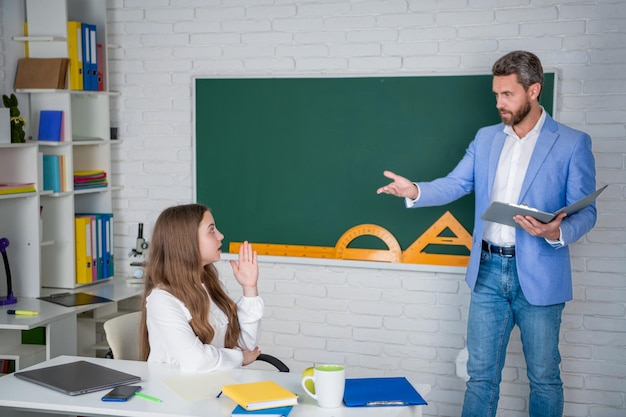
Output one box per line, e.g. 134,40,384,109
84,215,98,282
97,43,104,91
67,21,83,90
80,213,103,280
101,213,114,278
88,23,98,91
81,23,91,90
76,213,113,279
74,216,93,284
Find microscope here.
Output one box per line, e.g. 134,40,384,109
128,223,149,279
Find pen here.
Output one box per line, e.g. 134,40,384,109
7,310,39,316
134,392,162,403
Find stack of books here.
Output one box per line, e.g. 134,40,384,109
221,380,297,417
0,183,36,195
74,170,107,190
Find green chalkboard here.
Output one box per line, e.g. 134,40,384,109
195,74,554,258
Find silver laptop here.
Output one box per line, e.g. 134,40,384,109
14,360,141,396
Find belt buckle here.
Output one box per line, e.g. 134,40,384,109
499,245,514,257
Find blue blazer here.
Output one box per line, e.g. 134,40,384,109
410,113,597,306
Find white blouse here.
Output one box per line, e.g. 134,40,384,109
145,285,264,372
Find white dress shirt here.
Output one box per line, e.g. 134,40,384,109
146,285,264,372
483,109,546,246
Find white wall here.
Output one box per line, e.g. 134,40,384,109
2,1,625,416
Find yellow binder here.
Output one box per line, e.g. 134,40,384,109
67,21,84,90
75,216,93,284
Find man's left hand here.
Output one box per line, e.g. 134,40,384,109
514,212,566,240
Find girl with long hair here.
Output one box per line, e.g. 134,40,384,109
139,203,263,371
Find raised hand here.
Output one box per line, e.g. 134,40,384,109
229,241,259,296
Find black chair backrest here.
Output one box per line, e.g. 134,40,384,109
255,353,289,372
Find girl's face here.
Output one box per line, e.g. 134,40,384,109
197,211,224,266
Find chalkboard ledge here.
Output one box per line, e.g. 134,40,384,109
218,253,466,274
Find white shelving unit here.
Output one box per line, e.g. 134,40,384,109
0,0,122,370
2,0,114,293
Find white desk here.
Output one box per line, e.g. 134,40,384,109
0,278,143,367
0,355,430,417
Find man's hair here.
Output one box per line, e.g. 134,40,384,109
492,51,544,96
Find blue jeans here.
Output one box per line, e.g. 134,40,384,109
461,250,564,417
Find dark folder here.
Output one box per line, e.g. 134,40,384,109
14,360,140,396
343,377,427,407
38,292,112,307
481,185,608,228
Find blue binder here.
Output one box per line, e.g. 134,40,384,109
81,23,90,90
343,377,427,407
88,24,98,91
101,213,114,278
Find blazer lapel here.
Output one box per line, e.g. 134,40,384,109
518,115,559,202
487,130,507,202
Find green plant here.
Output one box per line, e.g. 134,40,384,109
2,93,26,143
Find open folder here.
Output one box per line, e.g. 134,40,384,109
343,377,427,407
481,185,607,228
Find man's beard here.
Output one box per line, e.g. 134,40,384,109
500,100,531,126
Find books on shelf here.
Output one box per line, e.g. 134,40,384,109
42,155,65,193
221,381,298,411
0,182,36,195
38,110,64,141
231,405,293,416
74,170,107,190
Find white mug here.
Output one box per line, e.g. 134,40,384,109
301,364,345,408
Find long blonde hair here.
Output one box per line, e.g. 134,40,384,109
139,204,241,361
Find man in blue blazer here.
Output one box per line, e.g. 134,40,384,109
377,51,597,417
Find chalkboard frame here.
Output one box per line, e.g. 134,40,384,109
193,72,556,269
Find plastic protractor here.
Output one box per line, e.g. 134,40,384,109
334,224,402,263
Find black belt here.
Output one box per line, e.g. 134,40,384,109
482,240,515,257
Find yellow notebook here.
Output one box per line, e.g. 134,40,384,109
221,381,298,411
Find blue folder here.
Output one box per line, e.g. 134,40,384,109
343,377,427,407
231,405,293,416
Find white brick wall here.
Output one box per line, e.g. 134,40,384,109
2,0,625,415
